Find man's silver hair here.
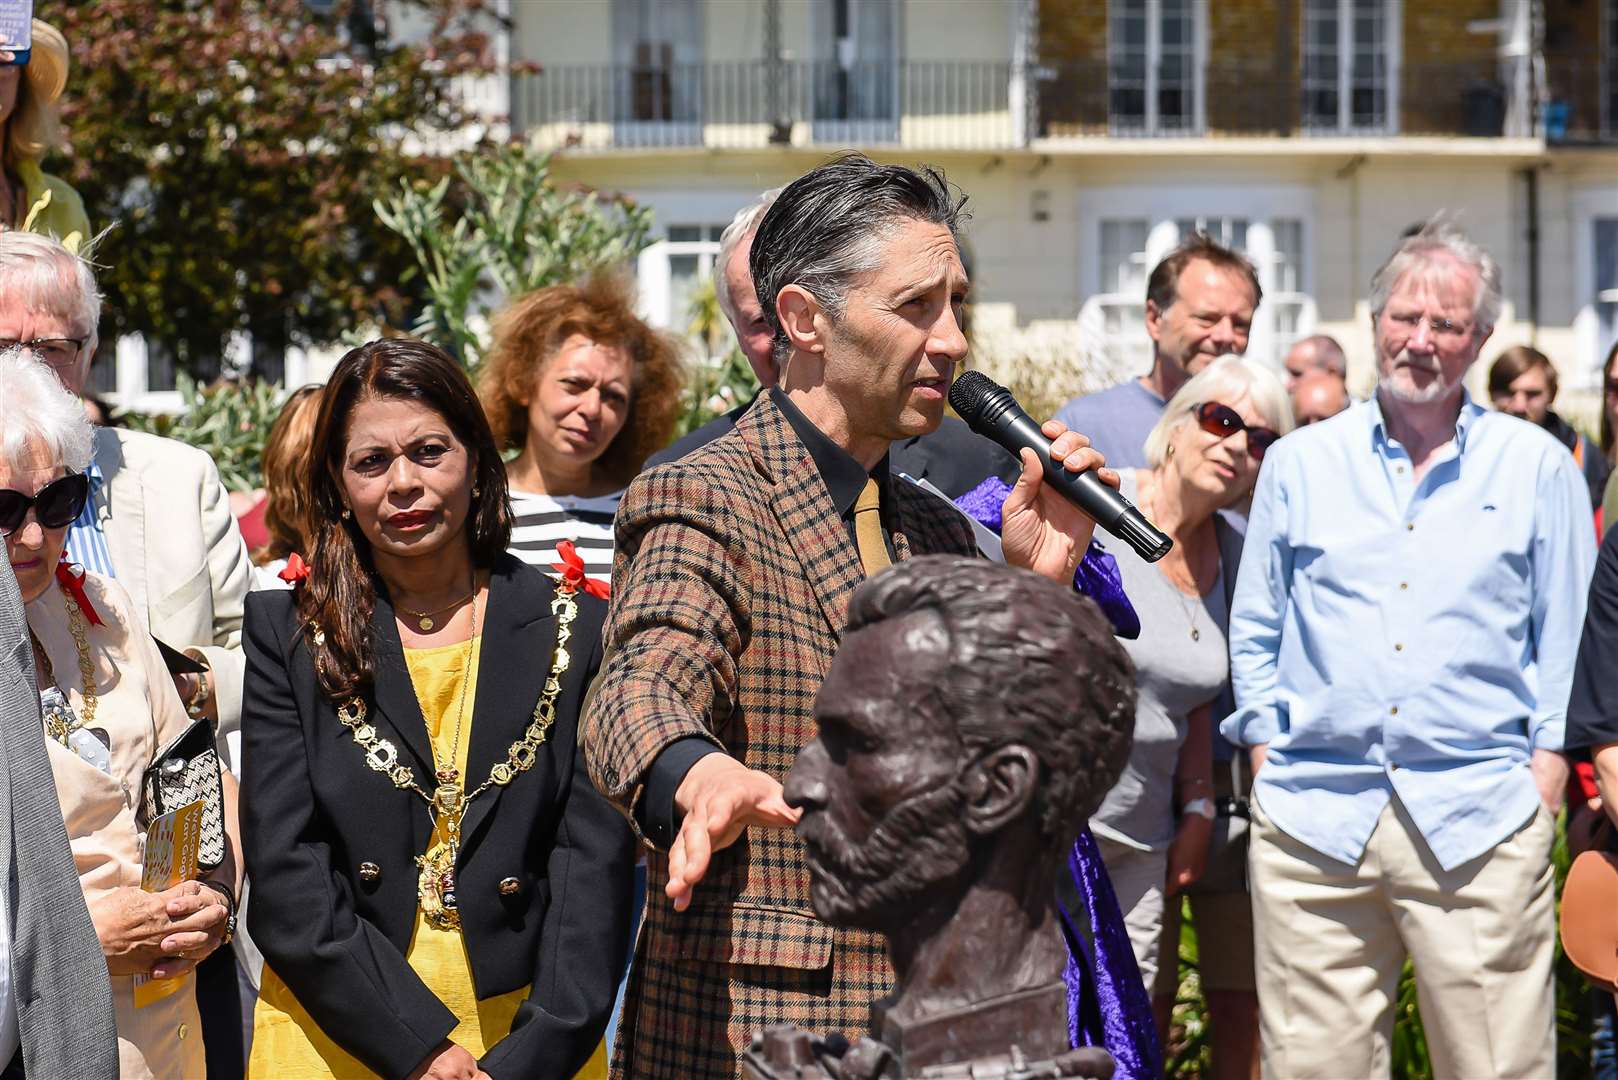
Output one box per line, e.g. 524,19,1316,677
0,348,94,474
1369,218,1502,334
713,187,782,328
0,231,101,341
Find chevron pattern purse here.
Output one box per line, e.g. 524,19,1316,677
140,718,227,870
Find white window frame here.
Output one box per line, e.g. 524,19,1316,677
810,0,902,144
1077,185,1317,373
1300,0,1402,136
1573,186,1618,387
610,0,705,146
1107,0,1208,137
631,190,759,348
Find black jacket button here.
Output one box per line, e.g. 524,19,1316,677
498,876,521,897
358,862,381,882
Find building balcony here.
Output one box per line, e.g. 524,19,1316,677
514,60,1027,152
513,57,1606,155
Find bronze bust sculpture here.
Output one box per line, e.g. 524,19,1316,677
746,556,1137,1079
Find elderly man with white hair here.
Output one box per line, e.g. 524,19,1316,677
0,232,251,753
646,189,1015,496
1223,221,1596,1078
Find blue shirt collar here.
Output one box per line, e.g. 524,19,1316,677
1366,387,1483,455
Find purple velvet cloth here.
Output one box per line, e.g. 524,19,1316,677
952,476,1160,1077
953,476,1141,639
1060,829,1164,1079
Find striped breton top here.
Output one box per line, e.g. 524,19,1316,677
507,488,622,583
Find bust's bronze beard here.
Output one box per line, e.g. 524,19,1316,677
798,774,973,931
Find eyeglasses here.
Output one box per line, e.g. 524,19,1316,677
1383,312,1474,343
0,473,90,536
1193,402,1280,462
0,337,88,369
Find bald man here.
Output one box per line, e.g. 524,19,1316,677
1282,334,1347,392
1293,368,1349,426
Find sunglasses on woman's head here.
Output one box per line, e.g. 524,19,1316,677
0,473,90,536
1193,402,1280,462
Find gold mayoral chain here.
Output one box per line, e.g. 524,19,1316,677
312,586,579,932
34,585,99,746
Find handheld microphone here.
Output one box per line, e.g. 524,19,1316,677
948,370,1173,563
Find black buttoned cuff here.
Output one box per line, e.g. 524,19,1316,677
635,738,723,849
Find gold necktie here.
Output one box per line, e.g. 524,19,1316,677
854,477,891,578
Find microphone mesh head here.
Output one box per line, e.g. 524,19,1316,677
947,369,1004,424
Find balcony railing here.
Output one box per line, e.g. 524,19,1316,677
514,60,1024,150
513,57,1610,151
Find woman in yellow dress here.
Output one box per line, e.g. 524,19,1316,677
240,338,632,1080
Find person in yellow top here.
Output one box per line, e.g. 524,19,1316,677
0,20,91,248
241,338,632,1080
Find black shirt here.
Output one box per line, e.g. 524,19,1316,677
1568,523,1618,750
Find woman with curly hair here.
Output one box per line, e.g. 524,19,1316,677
479,277,683,582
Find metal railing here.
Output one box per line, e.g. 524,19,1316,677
514,60,1023,150
513,56,1612,150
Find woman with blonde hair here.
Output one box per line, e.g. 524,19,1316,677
479,277,683,581
0,20,90,244
1089,356,1291,1026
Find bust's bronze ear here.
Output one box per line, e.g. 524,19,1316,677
960,744,1039,836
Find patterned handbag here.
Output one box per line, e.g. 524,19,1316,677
140,717,228,871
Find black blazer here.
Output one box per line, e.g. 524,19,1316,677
241,554,633,1080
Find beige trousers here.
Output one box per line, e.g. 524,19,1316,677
1249,795,1556,1080
1095,835,1167,995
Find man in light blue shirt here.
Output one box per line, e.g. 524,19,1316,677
1223,221,1595,1078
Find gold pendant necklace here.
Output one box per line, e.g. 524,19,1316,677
397,591,473,633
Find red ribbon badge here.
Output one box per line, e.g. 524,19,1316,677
551,541,610,600
55,557,105,627
278,552,311,585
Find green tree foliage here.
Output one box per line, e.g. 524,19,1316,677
120,372,285,492
373,142,654,369
56,0,493,373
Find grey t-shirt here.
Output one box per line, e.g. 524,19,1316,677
1091,471,1231,852
1053,380,1166,470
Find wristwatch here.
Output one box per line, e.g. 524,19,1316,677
200,880,237,945
1180,797,1217,821
181,649,212,722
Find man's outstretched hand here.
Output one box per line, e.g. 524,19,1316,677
667,753,801,911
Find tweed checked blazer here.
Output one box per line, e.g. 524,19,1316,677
584,392,978,1068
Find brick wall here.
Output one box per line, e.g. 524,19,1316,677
1035,0,1520,139
1207,0,1295,134
1400,0,1501,135
1037,0,1109,135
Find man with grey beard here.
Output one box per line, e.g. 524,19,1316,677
1222,221,1596,1077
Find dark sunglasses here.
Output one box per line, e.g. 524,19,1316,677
0,473,90,536
1194,402,1281,462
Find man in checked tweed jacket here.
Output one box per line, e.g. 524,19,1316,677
584,155,1118,1078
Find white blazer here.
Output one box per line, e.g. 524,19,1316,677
91,427,252,750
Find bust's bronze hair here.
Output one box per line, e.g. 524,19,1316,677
751,556,1135,1079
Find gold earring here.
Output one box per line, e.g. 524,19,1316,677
1167,444,1176,458
341,507,351,520
472,486,481,499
